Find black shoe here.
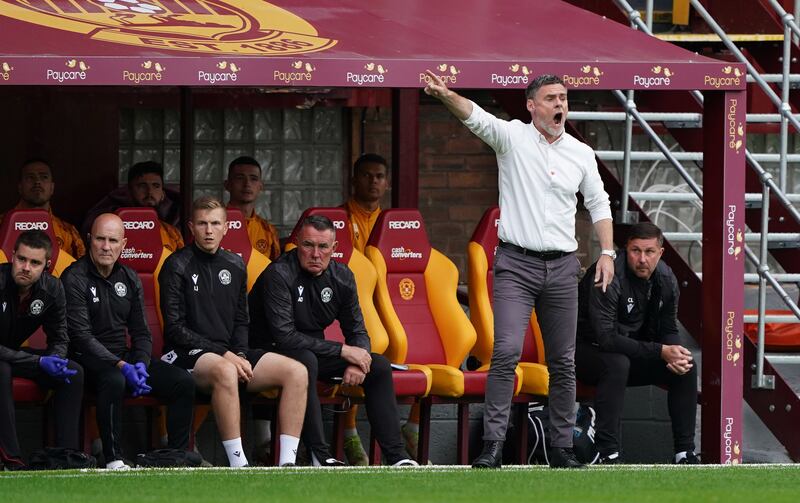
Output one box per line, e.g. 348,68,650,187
472,440,503,469
318,457,345,467
280,462,296,467
549,447,586,469
675,452,701,465
597,452,620,465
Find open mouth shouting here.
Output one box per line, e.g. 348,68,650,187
553,112,563,126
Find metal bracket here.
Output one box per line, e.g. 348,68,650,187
752,374,776,390
615,210,640,225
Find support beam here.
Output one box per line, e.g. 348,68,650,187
179,87,194,235
702,90,746,465
391,89,419,208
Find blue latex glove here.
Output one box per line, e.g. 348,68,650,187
39,356,77,384
133,362,151,397
134,362,150,379
120,363,144,392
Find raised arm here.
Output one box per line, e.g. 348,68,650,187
423,70,473,120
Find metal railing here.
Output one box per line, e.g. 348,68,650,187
613,0,800,390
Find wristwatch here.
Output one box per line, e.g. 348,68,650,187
601,249,617,260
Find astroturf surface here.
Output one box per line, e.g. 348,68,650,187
2,465,799,503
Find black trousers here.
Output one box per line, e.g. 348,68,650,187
75,353,195,462
279,349,406,464
0,356,84,461
575,340,697,456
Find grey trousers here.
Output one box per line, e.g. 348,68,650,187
482,246,580,447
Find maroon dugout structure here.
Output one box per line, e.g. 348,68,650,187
0,0,746,464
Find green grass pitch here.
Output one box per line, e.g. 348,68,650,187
2,465,799,503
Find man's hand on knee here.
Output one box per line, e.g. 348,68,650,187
224,351,253,383
340,345,371,373
342,365,366,386
662,345,693,375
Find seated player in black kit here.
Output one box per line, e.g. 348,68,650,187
0,230,83,470
158,196,307,468
62,213,195,470
249,215,418,467
575,222,699,464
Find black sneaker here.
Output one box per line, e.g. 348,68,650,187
319,457,346,467
675,452,701,465
596,452,620,465
549,447,586,469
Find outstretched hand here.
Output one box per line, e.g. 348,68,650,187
423,70,449,99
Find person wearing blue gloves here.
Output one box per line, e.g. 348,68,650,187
0,230,83,470
62,213,195,470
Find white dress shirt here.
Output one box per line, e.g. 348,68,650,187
462,101,612,252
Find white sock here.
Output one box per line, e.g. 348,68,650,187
222,437,248,467
404,422,419,433
344,428,359,439
279,434,300,466
674,451,688,463
253,420,272,446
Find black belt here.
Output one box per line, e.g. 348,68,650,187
499,241,570,260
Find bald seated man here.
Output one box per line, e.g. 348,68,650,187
61,214,195,470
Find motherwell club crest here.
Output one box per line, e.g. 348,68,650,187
0,0,337,56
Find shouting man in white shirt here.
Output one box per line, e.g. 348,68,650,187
424,71,614,469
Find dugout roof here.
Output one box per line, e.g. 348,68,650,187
0,0,743,90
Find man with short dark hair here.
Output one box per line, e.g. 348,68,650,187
224,156,280,259
343,153,390,253
576,222,698,464
249,215,417,467
83,161,183,251
159,196,307,468
1,158,85,258
425,72,614,469
62,214,195,470
0,230,83,470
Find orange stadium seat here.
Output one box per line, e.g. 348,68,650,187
744,309,800,351
287,207,432,463
219,208,270,293
468,207,548,396
0,209,75,277
366,208,519,463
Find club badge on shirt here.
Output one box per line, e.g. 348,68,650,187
321,287,333,303
30,299,44,316
219,269,231,285
115,282,127,297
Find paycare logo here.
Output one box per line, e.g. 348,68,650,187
705,65,742,89
347,62,388,86
420,63,460,86
274,60,314,84
123,60,165,84
728,98,744,154
1,62,13,81
723,417,741,465
562,65,603,88
0,0,337,56
725,204,742,259
633,65,674,88
199,60,241,84
46,59,90,83
724,310,742,366
491,63,531,87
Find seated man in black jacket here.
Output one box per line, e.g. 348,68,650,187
159,196,306,468
62,213,195,470
249,215,417,467
576,222,698,464
0,230,82,470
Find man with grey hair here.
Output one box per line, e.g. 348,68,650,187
424,71,614,469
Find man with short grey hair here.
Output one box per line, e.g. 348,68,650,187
425,71,614,469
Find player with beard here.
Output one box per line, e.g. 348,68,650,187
425,72,614,469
